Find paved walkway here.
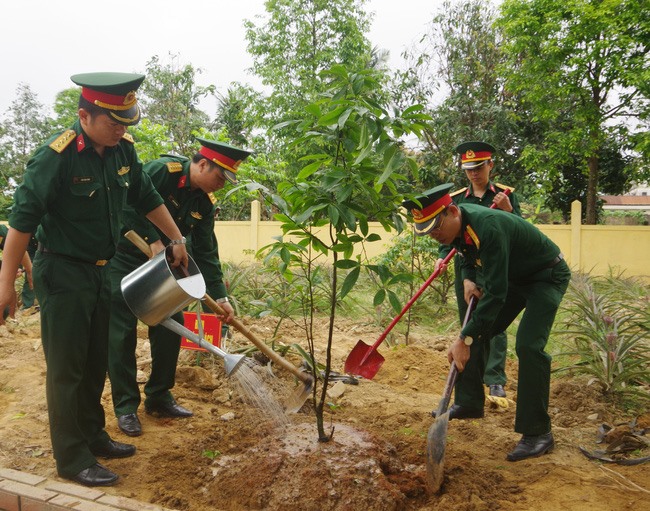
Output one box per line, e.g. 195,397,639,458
0,467,178,511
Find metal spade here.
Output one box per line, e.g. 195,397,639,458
426,295,477,493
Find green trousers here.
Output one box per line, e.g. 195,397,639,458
454,260,571,435
34,252,112,477
108,251,182,417
453,256,507,386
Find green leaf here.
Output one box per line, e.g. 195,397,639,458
340,266,360,299
334,259,358,269
297,161,323,180
318,106,348,126
373,289,386,306
387,290,402,314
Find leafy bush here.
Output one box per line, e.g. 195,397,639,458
555,271,650,406
375,229,454,307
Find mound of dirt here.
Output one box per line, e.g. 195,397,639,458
0,310,647,511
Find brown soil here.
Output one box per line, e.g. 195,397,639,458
0,309,648,511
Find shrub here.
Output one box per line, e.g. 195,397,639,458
555,271,650,406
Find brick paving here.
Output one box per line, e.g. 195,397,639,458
0,468,178,511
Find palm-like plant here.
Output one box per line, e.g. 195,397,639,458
555,271,650,404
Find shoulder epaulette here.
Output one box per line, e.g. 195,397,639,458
495,183,515,193
166,162,183,173
49,130,76,153
159,153,189,161
450,187,467,198
122,133,135,144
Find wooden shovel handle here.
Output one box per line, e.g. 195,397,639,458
124,230,153,258
203,295,312,385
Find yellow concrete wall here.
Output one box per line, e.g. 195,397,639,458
5,201,647,280
215,200,650,280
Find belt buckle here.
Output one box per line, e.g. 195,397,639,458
95,259,109,266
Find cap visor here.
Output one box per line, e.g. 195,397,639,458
223,169,238,185
107,104,141,126
461,160,487,170
413,218,435,236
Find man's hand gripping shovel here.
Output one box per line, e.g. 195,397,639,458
344,189,510,380
426,296,477,493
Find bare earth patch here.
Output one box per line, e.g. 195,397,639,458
0,310,647,511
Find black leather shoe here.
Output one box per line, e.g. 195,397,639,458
118,413,142,437
506,432,554,462
145,400,193,418
91,439,136,459
431,404,484,420
67,463,119,487
489,384,507,398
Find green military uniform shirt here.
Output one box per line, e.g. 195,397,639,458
0,224,8,250
9,120,163,261
439,181,521,260
452,204,562,342
119,156,227,298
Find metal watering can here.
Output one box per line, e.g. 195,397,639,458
120,246,245,376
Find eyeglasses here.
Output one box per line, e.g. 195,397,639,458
430,212,446,232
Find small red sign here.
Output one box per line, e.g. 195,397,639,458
181,312,222,351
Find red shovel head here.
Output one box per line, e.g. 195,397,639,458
344,340,385,379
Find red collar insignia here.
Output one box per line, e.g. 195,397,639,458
76,134,85,152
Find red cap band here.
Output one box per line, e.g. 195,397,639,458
199,146,240,173
461,150,492,163
411,193,453,223
81,87,137,111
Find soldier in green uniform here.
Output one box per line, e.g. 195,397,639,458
0,72,189,487
404,183,570,461
436,142,521,399
20,234,38,309
0,224,33,316
108,137,251,437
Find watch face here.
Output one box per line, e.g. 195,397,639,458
464,336,473,346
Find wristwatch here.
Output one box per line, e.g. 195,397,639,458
460,334,473,346
169,237,187,245
216,297,229,304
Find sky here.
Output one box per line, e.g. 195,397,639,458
0,0,445,116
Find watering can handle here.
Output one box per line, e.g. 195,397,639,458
123,229,313,386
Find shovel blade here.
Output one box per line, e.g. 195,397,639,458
426,412,450,494
344,340,385,379
284,376,314,414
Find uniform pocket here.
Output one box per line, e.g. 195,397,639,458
70,180,102,198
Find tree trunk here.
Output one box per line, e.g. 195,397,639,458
585,155,599,225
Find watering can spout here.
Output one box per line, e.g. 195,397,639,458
160,318,244,377
224,354,247,377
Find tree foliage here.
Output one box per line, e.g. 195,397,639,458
244,0,374,161
497,0,649,223
260,65,428,439
138,54,214,155
396,0,524,192
0,83,50,200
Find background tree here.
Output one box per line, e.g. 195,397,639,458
395,0,524,192
214,83,261,148
0,83,50,216
50,87,81,132
244,0,374,166
497,0,649,224
138,54,215,155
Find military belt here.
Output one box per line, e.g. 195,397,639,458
544,253,564,269
37,244,110,267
